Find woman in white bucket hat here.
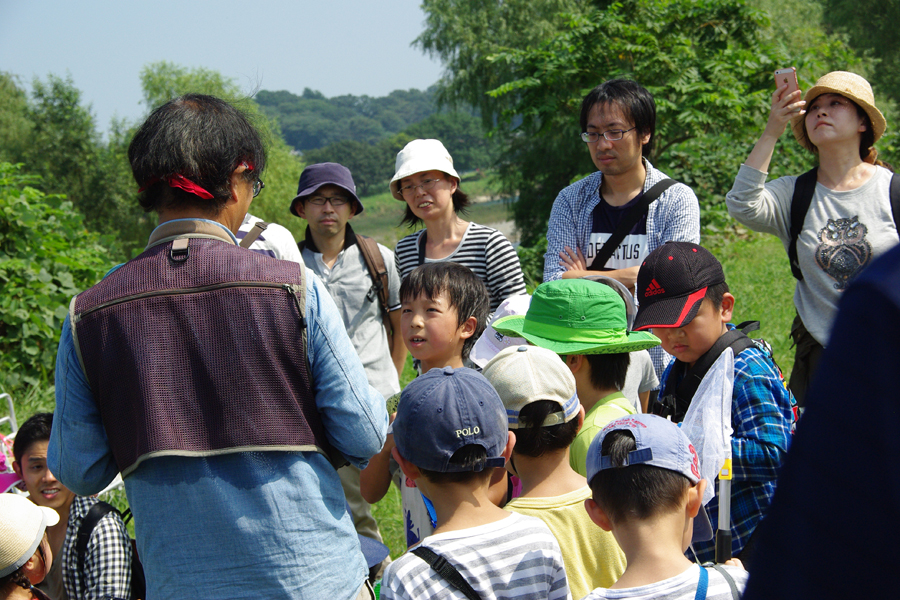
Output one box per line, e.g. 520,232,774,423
391,139,527,312
726,71,896,407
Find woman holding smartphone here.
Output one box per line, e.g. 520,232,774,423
391,138,527,313
726,71,897,407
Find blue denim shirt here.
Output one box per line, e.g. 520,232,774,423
48,220,388,600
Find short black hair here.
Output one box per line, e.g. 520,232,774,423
400,262,490,361
400,177,470,228
513,400,580,457
585,353,631,392
130,93,266,215
13,412,52,464
580,79,656,158
704,281,731,310
589,429,691,524
418,444,495,485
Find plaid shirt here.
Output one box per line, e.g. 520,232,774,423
670,343,794,563
62,495,132,600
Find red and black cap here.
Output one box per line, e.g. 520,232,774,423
633,242,724,331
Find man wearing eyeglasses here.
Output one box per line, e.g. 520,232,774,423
543,79,701,382
290,162,405,577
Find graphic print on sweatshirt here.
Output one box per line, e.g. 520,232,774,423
815,215,871,290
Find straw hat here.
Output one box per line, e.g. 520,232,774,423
0,494,59,578
389,139,460,201
792,71,886,152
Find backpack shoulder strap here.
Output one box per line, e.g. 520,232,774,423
411,546,481,600
708,564,741,600
356,234,393,335
890,173,900,235
788,168,818,281
589,178,677,271
76,501,118,593
239,221,269,249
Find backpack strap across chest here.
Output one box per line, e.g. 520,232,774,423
652,322,760,422
411,546,481,600
788,167,900,280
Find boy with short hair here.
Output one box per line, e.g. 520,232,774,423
483,344,625,599
632,241,794,565
582,414,748,599
381,367,570,600
360,262,491,547
492,278,661,476
12,413,132,600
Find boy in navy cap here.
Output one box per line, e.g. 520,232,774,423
381,367,570,600
583,414,747,599
633,241,794,566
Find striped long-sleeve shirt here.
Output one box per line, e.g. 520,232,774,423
395,222,527,313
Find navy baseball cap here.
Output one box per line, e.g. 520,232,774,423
633,242,725,331
586,413,713,543
392,367,508,473
289,162,364,216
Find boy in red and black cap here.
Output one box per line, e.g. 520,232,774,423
632,241,794,568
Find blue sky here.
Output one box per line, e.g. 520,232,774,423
0,0,444,132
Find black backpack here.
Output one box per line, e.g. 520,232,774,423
76,501,146,600
650,321,763,423
788,167,900,280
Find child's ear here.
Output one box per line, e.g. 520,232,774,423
12,460,21,478
458,315,479,340
576,404,585,433
391,447,422,481
686,479,708,518
584,498,613,532
719,293,735,323
565,354,584,374
501,431,516,464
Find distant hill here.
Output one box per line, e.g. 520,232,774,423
255,87,438,153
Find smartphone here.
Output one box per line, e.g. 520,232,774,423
774,67,800,96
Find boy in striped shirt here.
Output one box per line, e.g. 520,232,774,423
380,367,571,600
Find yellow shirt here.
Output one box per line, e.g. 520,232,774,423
570,392,635,476
506,486,626,598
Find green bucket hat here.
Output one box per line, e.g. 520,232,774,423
492,279,660,355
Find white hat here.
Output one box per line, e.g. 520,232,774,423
483,345,580,429
389,139,461,200
470,294,532,368
0,494,59,577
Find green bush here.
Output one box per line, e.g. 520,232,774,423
0,163,112,389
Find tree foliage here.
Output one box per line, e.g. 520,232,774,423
419,0,870,245
0,163,112,389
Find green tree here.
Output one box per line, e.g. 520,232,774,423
0,73,32,164
821,0,900,103
139,62,305,239
0,163,112,390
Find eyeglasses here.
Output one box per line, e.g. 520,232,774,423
252,178,265,198
307,195,350,206
580,127,637,143
399,178,442,198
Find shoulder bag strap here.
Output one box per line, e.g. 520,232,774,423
239,221,269,249
76,501,118,594
356,234,393,336
411,546,482,600
708,564,741,600
788,168,818,281
588,178,677,271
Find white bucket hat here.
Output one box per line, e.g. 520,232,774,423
0,493,59,577
470,294,532,368
390,139,460,200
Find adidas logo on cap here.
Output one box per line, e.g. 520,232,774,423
644,279,665,297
